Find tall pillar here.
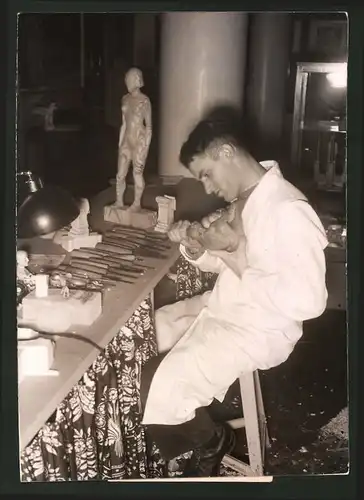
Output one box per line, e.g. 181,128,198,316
133,13,157,70
245,13,292,161
159,12,248,183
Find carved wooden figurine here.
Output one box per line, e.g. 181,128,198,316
115,68,152,211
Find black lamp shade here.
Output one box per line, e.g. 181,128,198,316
17,185,80,239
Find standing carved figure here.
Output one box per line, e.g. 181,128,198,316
115,68,152,211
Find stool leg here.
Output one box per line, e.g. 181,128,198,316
253,371,270,450
239,372,264,475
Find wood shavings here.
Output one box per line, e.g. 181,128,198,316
319,406,348,441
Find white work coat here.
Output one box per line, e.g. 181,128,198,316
142,161,328,426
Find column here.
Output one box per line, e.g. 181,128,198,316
158,12,249,182
245,13,292,161
133,13,157,69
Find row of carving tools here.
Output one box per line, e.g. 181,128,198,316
55,224,171,288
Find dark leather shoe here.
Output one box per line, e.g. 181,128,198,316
182,424,236,477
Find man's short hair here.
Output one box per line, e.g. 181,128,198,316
179,109,250,169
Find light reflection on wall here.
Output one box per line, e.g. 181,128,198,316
326,64,347,89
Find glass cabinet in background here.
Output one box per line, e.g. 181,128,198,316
291,62,347,193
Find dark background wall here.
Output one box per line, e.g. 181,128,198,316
16,12,347,199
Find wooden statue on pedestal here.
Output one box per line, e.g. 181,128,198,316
104,68,157,229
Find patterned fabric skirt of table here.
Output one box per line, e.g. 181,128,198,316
20,297,166,481
20,257,239,481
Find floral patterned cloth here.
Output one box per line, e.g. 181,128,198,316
20,256,238,482
20,296,166,481
175,256,218,301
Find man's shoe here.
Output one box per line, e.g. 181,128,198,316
182,424,236,477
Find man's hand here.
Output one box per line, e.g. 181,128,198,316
198,204,243,252
201,204,236,229
201,218,240,252
168,220,204,251
201,208,226,229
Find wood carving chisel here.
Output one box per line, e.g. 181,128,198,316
70,257,109,270
108,227,171,245
103,234,170,252
102,237,166,258
77,247,155,269
95,243,138,259
59,265,134,284
110,224,168,238
55,268,117,286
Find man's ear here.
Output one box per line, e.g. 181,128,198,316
218,142,236,160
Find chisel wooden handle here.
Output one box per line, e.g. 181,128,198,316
93,258,143,274
58,265,104,280
106,230,170,249
69,260,108,275
77,247,115,255
103,236,167,252
106,269,139,280
59,265,132,284
56,268,116,286
71,249,116,260
71,249,120,267
78,247,152,269
70,257,109,270
91,255,135,269
96,243,136,260
97,243,132,255
110,224,168,239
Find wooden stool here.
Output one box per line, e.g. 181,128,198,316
222,370,270,476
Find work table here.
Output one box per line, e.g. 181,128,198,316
18,240,180,451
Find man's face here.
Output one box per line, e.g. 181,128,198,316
189,154,239,202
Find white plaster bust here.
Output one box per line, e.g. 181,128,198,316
115,68,152,211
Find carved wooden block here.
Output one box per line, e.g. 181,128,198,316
21,289,102,330
58,233,102,252
104,204,157,229
155,195,176,233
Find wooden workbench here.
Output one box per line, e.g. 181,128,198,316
18,242,180,451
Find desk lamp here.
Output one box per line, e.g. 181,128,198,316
17,171,80,239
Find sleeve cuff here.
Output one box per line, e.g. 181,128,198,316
179,244,206,263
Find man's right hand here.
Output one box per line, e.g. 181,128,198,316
168,220,204,252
